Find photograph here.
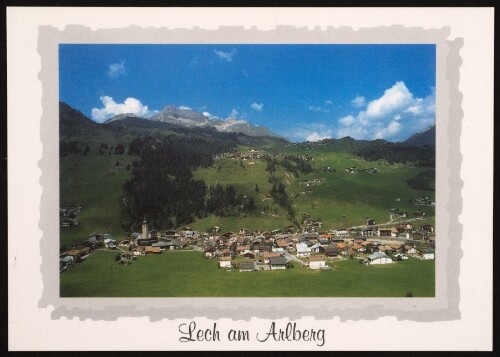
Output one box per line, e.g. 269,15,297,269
58,44,437,298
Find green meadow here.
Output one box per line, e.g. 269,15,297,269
60,142,435,248
60,250,434,297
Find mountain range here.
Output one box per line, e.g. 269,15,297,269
61,101,435,146
103,105,281,138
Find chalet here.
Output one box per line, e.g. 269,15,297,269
389,243,402,252
243,251,256,259
309,243,323,253
62,247,90,263
419,248,435,260
412,231,429,241
275,239,289,249
131,247,144,256
210,226,221,233
378,245,394,253
378,228,392,237
236,245,251,254
331,238,345,243
362,228,376,237
390,227,399,238
144,246,161,255
239,228,251,235
308,255,326,269
350,244,364,253
404,245,417,254
150,230,160,239
261,252,282,264
164,230,177,238
365,252,393,265
222,231,236,239
413,210,426,217
302,232,319,241
251,244,272,254
239,261,257,272
284,225,296,233
336,228,350,237
336,242,347,250
420,224,435,233
366,219,376,226
393,253,409,260
269,256,288,270
219,256,232,268
319,237,331,245
103,238,117,249
324,246,341,257
219,249,233,257
296,242,311,257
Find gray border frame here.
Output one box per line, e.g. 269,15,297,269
38,25,463,321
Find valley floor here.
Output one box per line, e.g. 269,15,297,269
60,250,434,297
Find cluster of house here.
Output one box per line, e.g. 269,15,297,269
412,196,436,206
125,219,191,256
201,222,435,272
60,205,82,228
344,167,378,174
222,149,262,162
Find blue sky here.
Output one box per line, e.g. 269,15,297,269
59,44,435,142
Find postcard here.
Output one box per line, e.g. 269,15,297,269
7,7,493,351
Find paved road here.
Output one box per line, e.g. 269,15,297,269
283,251,307,266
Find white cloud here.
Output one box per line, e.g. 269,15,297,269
338,115,355,127
332,81,436,141
107,61,126,79
351,95,366,108
373,121,402,140
229,108,239,118
306,131,332,142
214,49,236,62
91,96,151,123
179,106,192,110
250,102,264,111
324,99,333,106
365,81,413,118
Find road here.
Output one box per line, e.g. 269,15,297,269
283,251,307,266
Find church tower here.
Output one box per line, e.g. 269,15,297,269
141,216,148,239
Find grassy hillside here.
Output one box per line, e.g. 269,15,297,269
191,145,434,232
60,250,435,297
59,102,435,247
